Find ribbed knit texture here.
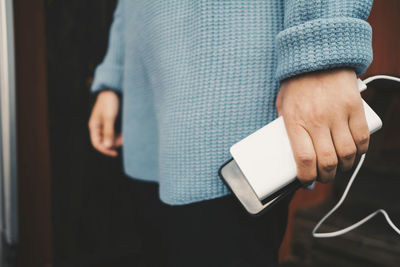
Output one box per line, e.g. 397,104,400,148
91,0,373,205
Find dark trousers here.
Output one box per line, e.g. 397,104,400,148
126,175,293,267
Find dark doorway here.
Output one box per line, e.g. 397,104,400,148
45,1,143,266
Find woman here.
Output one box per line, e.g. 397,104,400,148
88,0,374,266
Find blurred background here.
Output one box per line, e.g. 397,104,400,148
0,0,399,266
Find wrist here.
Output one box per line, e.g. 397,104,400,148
281,67,356,85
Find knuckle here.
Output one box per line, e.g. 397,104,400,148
297,153,316,167
342,98,354,110
339,149,356,161
309,108,325,124
320,157,338,172
344,95,361,110
356,133,370,146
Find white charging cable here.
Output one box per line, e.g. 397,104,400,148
362,75,400,85
312,75,400,238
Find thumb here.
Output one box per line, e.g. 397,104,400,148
275,90,284,116
114,133,123,147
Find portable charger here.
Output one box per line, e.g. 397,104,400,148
219,78,381,215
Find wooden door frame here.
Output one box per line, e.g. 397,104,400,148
14,0,53,266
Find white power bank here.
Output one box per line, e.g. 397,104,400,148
219,79,383,215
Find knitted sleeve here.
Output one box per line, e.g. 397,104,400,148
90,0,124,94
275,0,374,82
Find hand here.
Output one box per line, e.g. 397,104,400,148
275,68,369,185
88,90,123,157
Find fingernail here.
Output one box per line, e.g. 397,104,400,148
104,139,112,148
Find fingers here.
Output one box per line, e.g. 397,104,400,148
331,120,357,171
287,111,368,185
88,91,122,157
349,103,370,155
103,117,115,148
285,119,317,186
89,119,102,150
88,115,120,157
309,127,338,183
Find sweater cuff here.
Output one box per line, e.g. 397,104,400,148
275,17,373,82
90,64,123,94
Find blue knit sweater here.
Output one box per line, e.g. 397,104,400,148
91,0,373,205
